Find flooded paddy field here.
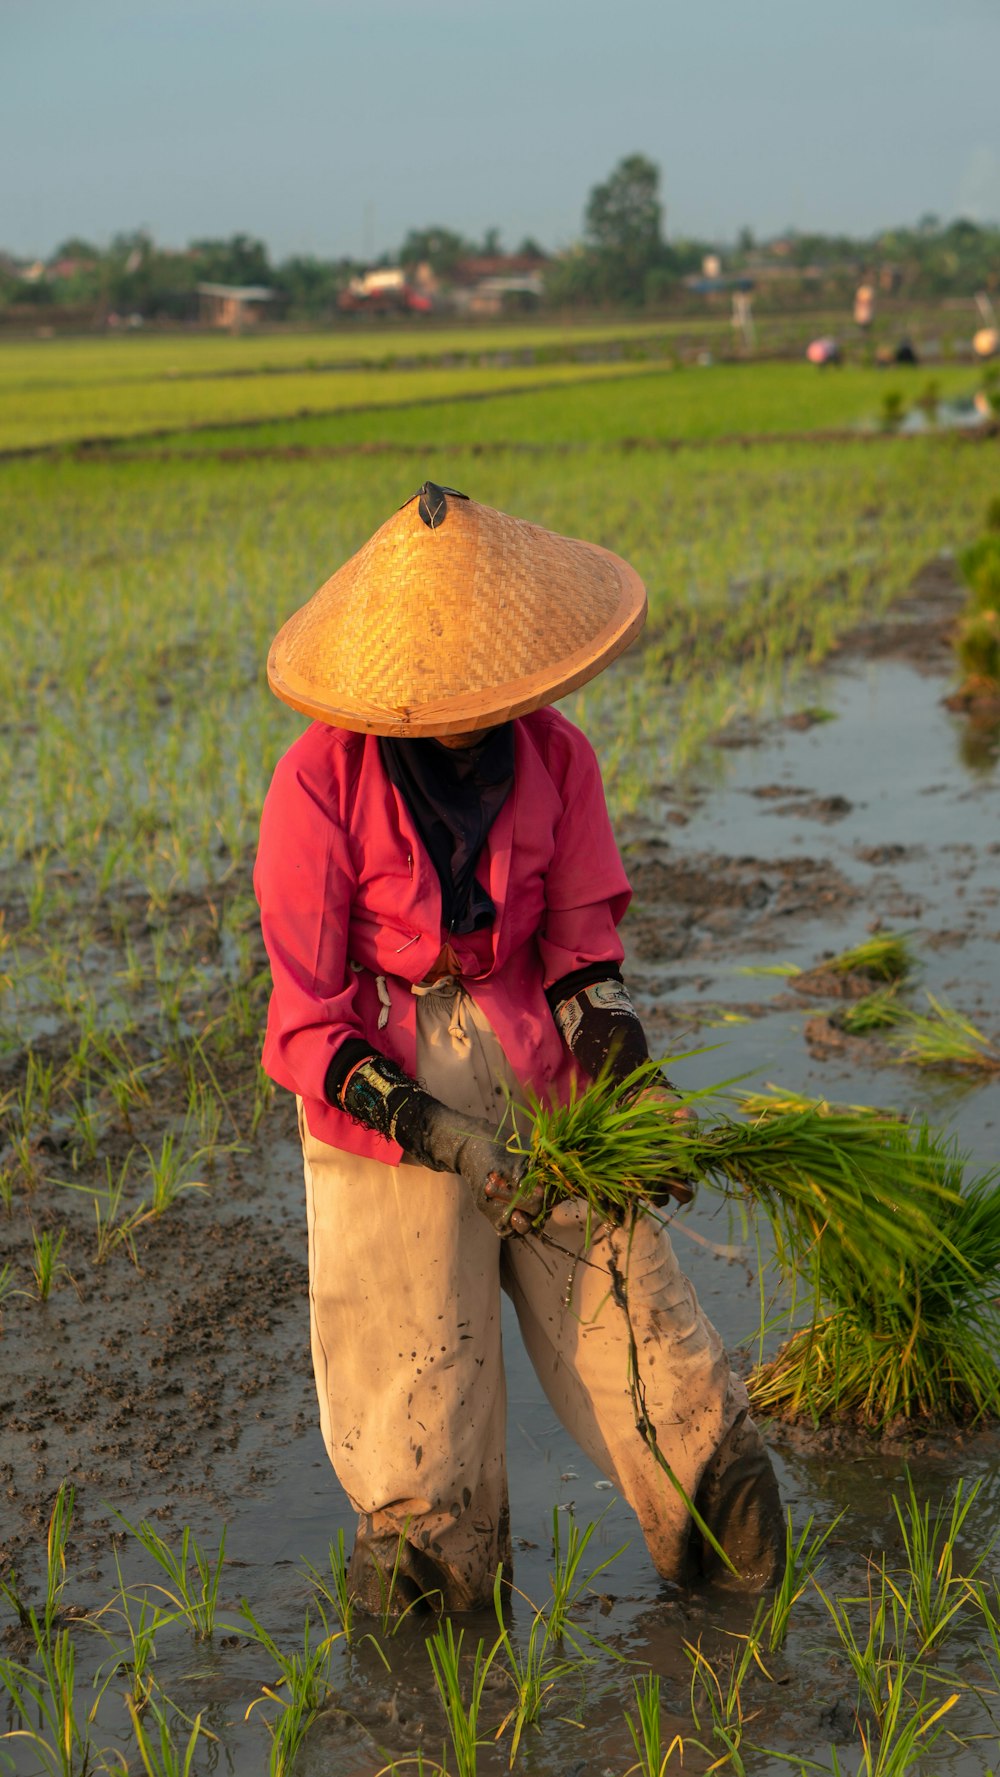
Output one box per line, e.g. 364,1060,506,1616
2,339,1000,1773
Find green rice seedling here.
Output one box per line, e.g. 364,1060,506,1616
889,993,1000,1072
127,1697,212,1777
242,1599,345,1775
67,1086,104,1168
888,1472,990,1654
0,1166,13,1216
763,1509,844,1653
734,962,802,977
304,1529,357,1644
837,986,906,1034
373,1757,447,1777
0,1259,16,1327
0,1563,32,1633
58,1151,145,1268
7,1129,40,1194
959,533,1000,614
0,1629,100,1777
187,1034,244,1144
19,1050,57,1131
120,1516,227,1640
547,1507,628,1648
426,1616,502,1777
140,1133,210,1216
820,931,914,983
101,1050,154,1134
684,1613,772,1774
956,607,1000,685
623,1672,686,1775
251,1064,277,1137
91,1553,176,1714
813,1562,959,1775
42,1482,75,1635
29,1226,70,1302
490,1569,581,1764
969,1576,1000,1719
880,389,906,432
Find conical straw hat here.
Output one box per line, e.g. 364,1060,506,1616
267,482,647,737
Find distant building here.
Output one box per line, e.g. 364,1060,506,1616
450,252,548,316
196,283,275,329
337,267,433,315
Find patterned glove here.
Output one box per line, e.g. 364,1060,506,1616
326,1045,535,1236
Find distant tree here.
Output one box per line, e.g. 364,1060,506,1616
737,225,756,255
190,232,273,286
52,236,100,263
276,254,350,319
584,152,667,301
480,226,503,256
398,226,469,276
516,236,547,260
543,248,601,308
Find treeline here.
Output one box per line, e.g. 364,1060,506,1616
3,154,999,322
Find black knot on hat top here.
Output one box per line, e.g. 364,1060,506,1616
407,481,470,530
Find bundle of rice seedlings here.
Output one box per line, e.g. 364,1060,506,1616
821,931,914,983
516,1067,1000,1427
751,1156,1000,1425
890,995,1000,1074
956,608,1000,688
958,534,1000,615
837,985,906,1034
518,1065,961,1299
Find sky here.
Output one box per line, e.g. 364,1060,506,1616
5,0,1000,262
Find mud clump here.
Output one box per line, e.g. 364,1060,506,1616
625,852,859,964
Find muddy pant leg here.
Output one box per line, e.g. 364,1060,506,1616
300,1096,508,1613
688,1411,785,1590
504,1204,783,1589
297,980,530,1613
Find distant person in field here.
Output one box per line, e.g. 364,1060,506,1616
853,283,876,329
254,483,784,1611
806,336,841,367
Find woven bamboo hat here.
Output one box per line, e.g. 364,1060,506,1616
267,482,647,737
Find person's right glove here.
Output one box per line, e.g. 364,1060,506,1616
330,1047,542,1236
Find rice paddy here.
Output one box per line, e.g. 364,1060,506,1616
2,321,999,1774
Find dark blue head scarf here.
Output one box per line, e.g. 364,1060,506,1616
379,726,515,935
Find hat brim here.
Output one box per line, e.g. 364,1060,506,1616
268,540,646,736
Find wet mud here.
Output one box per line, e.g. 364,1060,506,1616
2,559,1000,1772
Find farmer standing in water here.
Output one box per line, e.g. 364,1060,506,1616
254,483,784,1610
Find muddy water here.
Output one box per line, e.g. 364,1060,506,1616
3,595,1000,1773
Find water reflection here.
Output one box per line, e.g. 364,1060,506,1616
957,712,1000,775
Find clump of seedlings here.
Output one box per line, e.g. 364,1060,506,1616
751,1125,1000,1426
834,989,999,1074
514,1066,1000,1429
793,931,915,999
518,1064,953,1292
947,514,1000,715
888,994,1000,1075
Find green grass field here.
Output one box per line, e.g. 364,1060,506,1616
2,320,975,451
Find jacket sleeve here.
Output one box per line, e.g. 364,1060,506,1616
253,737,365,1103
535,717,632,988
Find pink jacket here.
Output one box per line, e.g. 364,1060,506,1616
254,706,632,1161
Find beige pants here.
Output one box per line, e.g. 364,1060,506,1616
300,979,782,1609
